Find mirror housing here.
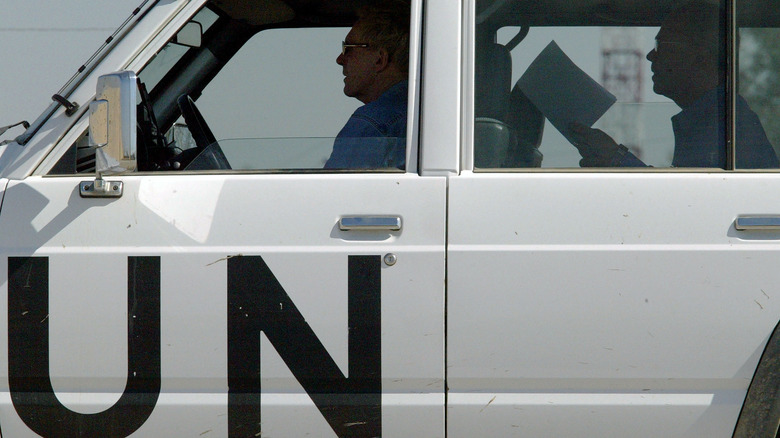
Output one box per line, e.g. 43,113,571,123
89,71,137,173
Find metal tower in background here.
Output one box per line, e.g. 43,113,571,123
600,28,644,160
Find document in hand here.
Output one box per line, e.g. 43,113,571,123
517,40,616,146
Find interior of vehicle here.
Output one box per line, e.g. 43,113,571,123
474,0,780,169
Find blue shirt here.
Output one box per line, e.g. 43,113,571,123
324,81,408,169
618,88,779,169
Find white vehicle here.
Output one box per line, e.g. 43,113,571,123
0,0,779,436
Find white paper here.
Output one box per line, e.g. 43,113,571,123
518,41,616,145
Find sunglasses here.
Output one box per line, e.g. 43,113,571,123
342,41,370,55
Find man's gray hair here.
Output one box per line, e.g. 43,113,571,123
355,0,411,73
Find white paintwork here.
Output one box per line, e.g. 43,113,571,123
447,172,780,437
418,0,461,176
405,0,425,174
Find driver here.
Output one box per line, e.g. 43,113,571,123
324,1,410,169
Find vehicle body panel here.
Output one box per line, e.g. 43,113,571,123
0,173,445,436
447,172,780,436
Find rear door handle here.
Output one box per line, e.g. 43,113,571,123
339,215,402,231
735,215,780,231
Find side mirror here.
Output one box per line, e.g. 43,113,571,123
89,71,137,174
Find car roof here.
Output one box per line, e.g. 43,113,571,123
212,0,402,27
211,0,778,31
477,0,778,28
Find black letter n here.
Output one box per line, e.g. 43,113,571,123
228,255,381,437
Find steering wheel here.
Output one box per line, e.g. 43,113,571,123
177,94,217,150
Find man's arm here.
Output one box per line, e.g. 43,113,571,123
570,122,647,167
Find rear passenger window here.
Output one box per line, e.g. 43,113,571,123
739,3,780,169
474,0,780,170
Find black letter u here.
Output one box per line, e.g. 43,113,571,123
8,256,161,437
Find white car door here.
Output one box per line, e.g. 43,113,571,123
447,0,780,436
0,171,445,437
0,1,445,436
448,173,780,437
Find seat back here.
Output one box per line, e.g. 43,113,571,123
474,118,514,168
503,82,545,167
475,43,511,120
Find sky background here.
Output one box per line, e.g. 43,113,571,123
1,0,141,139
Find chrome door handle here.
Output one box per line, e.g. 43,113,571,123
735,215,780,231
339,215,402,231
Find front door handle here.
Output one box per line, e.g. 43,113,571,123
735,215,780,231
339,215,402,231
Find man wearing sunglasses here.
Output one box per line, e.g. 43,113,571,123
324,1,410,169
570,1,778,169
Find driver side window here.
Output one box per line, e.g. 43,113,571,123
51,2,412,175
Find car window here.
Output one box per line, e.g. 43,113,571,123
739,27,780,169
51,1,411,175
473,0,780,171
